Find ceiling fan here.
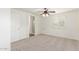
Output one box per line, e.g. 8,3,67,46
40,8,56,16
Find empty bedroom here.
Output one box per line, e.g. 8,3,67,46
11,8,79,51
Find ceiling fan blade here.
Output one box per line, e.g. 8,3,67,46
49,11,56,13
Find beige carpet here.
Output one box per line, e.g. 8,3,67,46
11,34,79,51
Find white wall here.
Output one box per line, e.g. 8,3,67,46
11,9,41,42
0,8,10,51
11,9,30,42
40,9,79,40
34,15,43,35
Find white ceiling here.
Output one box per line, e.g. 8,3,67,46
19,8,77,15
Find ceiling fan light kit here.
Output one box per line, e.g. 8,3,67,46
42,13,49,17
41,8,55,17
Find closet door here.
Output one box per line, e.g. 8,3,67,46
29,16,35,36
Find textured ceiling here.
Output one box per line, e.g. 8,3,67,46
18,8,76,15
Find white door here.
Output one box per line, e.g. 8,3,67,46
29,16,35,36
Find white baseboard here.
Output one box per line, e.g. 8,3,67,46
39,33,79,41
0,48,10,51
